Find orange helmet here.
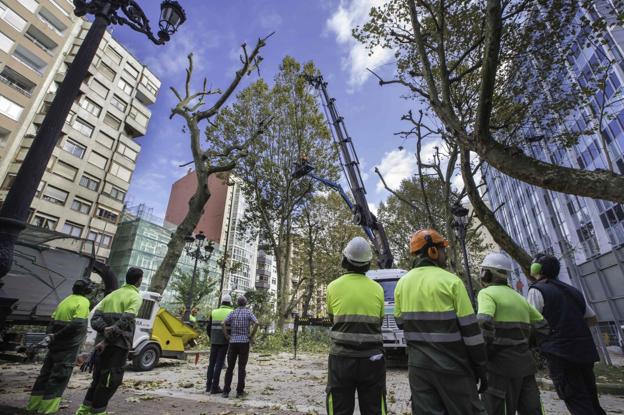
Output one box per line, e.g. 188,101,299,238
409,229,449,259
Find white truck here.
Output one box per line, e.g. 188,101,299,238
85,291,198,371
368,269,407,357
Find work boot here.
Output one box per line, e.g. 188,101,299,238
236,391,247,399
221,392,229,398
205,384,211,393
210,386,223,394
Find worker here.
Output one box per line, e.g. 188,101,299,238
394,229,487,415
26,280,92,414
189,307,199,327
206,294,234,394
527,254,606,415
75,267,143,415
476,252,550,415
325,236,386,415
222,295,258,398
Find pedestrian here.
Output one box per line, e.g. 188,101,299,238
325,236,386,415
477,252,550,415
221,295,258,398
205,294,234,394
527,253,606,415
394,229,487,415
75,267,143,415
26,280,92,414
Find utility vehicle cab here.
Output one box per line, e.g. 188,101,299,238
367,268,407,357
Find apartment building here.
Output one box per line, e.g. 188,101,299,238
165,171,278,297
0,5,161,262
482,2,624,342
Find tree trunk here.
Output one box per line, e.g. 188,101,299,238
460,148,532,276
301,234,316,316
149,179,210,293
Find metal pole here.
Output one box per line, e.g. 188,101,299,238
184,245,200,322
459,224,476,308
0,14,110,279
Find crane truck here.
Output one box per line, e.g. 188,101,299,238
293,74,407,357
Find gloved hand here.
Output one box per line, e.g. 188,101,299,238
80,350,97,373
475,367,488,394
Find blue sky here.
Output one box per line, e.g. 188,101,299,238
113,0,427,218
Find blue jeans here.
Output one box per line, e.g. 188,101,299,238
206,343,228,391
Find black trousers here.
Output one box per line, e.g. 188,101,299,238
83,345,128,414
483,372,543,415
31,345,79,399
223,342,250,394
326,354,387,415
206,343,228,391
544,354,606,415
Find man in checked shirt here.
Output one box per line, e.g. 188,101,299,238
221,296,258,398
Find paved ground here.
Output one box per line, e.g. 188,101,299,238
2,352,624,414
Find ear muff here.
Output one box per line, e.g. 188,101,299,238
423,234,440,260
480,269,493,284
530,262,542,277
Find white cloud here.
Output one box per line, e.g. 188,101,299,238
368,202,378,216
326,0,394,90
258,11,283,29
375,149,417,192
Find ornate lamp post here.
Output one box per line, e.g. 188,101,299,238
451,202,476,307
0,0,186,279
183,231,214,322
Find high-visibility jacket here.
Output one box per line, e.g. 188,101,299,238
209,305,233,345
326,272,385,357
48,294,90,350
477,284,550,376
90,283,142,350
394,264,487,374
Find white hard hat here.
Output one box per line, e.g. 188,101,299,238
222,294,232,304
481,252,512,282
343,236,373,265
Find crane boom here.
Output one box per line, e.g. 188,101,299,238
305,75,394,269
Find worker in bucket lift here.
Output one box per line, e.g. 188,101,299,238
75,267,143,415
394,229,487,414
476,252,550,415
26,280,92,414
325,236,386,415
527,253,605,415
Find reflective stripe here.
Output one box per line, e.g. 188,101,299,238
463,333,485,346
330,331,383,343
401,311,457,320
327,393,334,415
211,322,223,327
457,314,478,326
492,337,528,346
493,321,531,329
404,331,462,342
477,313,494,322
333,314,382,324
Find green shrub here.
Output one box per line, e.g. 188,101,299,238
253,328,330,354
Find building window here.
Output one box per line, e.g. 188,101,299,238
61,139,86,158
103,113,121,129
140,75,158,95
0,30,13,53
12,44,46,75
52,160,78,181
117,78,133,95
107,185,126,202
0,94,24,120
1,173,15,190
96,132,115,149
41,185,68,205
79,174,100,191
72,117,94,137
117,142,137,161
123,66,139,80
62,221,83,237
90,78,109,99
110,95,127,112
128,106,148,127
104,45,122,64
110,162,131,182
32,213,58,230
96,206,119,223
97,60,116,82
71,198,92,215
0,2,27,32
88,151,107,169
79,97,102,117
88,230,113,248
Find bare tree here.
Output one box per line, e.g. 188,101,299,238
149,35,273,294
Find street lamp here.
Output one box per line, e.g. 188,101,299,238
0,0,186,279
183,231,214,322
451,202,476,307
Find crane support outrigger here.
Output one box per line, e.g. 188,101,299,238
293,74,394,269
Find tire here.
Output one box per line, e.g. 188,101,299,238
132,343,160,371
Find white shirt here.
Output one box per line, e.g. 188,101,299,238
527,287,596,319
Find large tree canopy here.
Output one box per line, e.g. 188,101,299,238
356,0,624,203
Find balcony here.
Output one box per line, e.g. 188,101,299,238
25,26,58,56
12,45,47,76
0,67,35,97
37,8,67,37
